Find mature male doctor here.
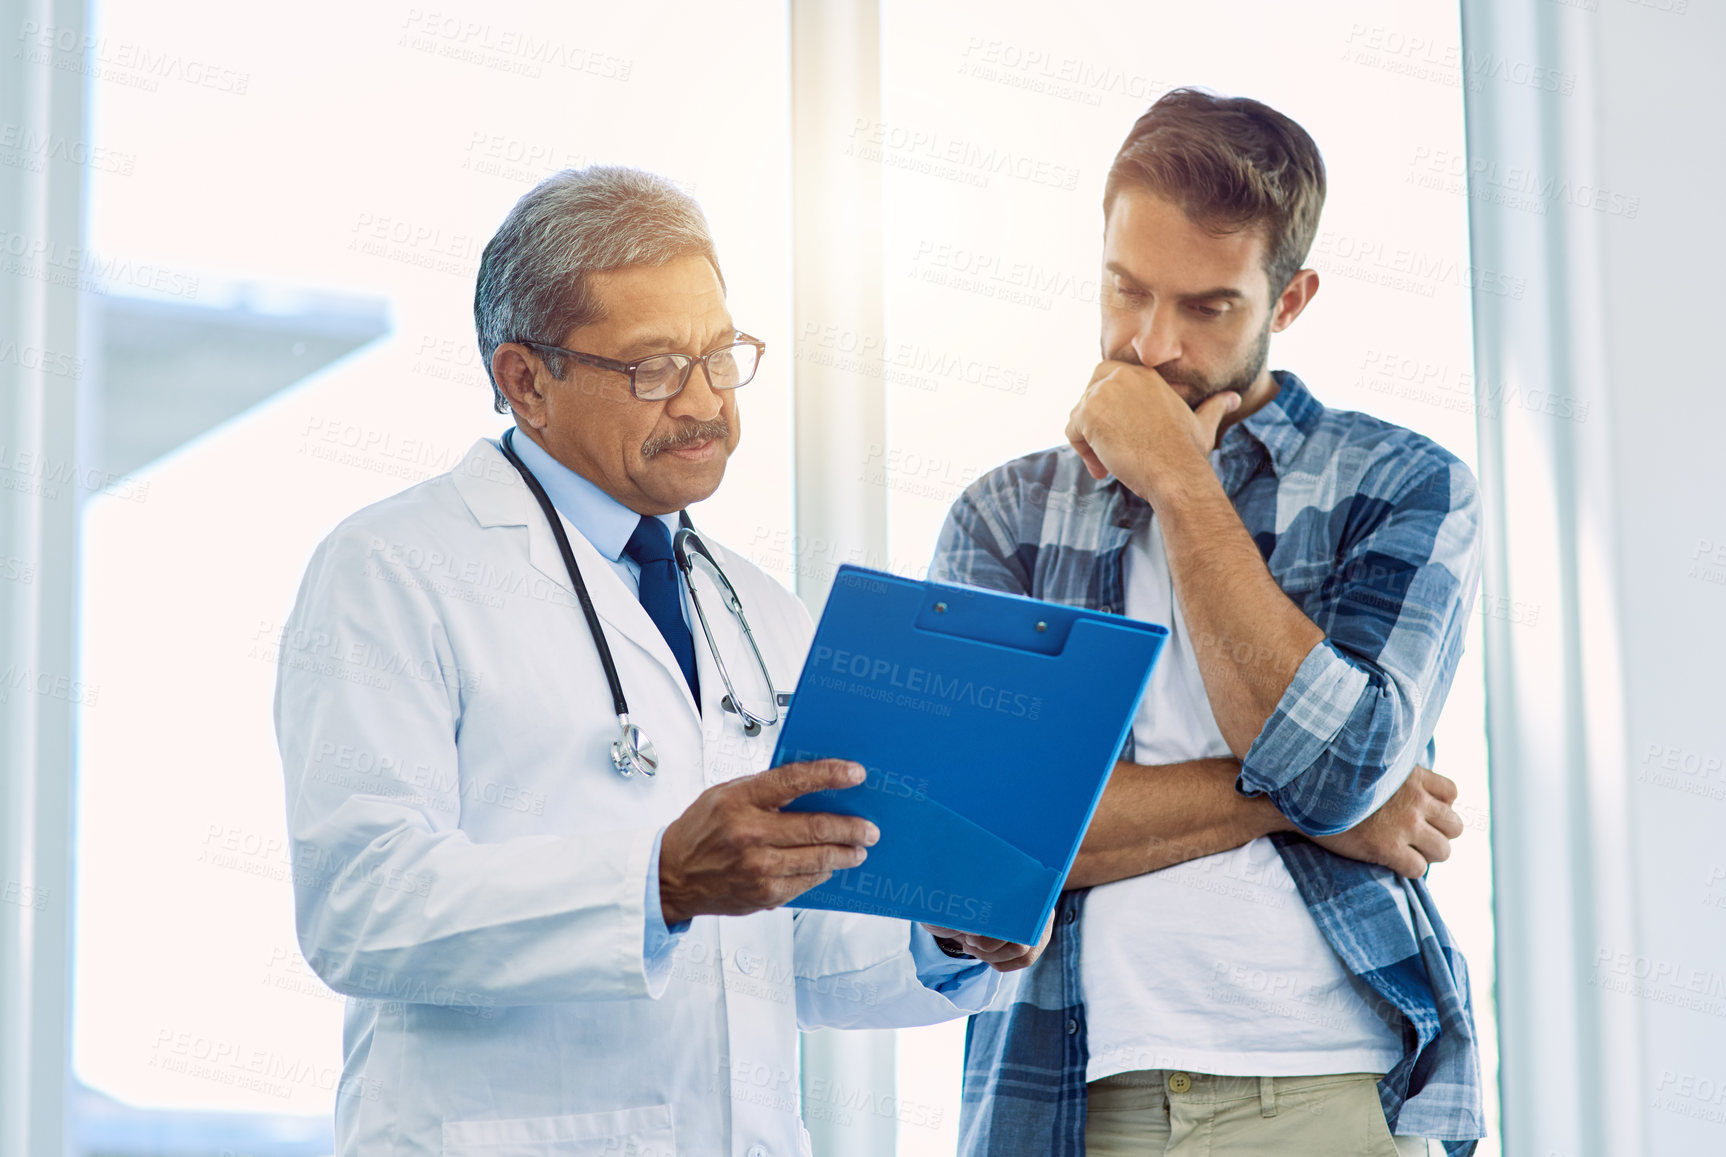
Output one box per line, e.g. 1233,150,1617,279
275,166,1041,1157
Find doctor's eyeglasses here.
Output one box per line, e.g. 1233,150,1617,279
518,332,766,401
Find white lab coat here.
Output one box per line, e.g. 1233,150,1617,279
274,437,993,1157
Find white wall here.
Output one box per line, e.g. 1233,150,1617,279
0,0,87,1152
1460,1,1726,1154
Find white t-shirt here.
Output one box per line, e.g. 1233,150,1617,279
1080,507,1405,1081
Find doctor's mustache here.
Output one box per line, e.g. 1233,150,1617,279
641,417,732,458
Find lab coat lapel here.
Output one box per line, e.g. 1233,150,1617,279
451,438,700,720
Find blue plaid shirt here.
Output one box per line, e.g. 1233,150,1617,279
930,372,1486,1155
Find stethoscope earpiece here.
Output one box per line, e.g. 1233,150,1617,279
723,697,763,738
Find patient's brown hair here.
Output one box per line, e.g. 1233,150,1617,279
1105,87,1327,297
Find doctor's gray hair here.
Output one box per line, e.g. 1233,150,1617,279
473,165,725,413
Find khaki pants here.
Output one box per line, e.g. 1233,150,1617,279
1085,1070,1430,1156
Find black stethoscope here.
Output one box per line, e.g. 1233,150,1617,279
497,427,790,778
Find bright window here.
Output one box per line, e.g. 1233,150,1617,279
73,0,793,1148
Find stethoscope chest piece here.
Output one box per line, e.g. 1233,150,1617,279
611,716,659,777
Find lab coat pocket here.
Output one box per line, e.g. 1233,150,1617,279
441,1104,675,1156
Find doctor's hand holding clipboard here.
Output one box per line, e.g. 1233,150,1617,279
653,758,878,922
657,756,1053,969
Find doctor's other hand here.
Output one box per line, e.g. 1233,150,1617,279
1309,764,1465,879
920,918,1053,973
658,759,878,926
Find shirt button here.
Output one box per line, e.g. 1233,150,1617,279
1063,907,1077,925
1167,1071,1192,1094
735,948,756,975
1065,1018,1078,1035
1100,605,1114,614
747,1146,768,1157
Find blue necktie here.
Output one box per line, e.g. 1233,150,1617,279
623,515,700,704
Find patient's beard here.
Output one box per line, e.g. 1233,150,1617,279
1111,322,1270,410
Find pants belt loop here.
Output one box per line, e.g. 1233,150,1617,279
1258,1075,1277,1118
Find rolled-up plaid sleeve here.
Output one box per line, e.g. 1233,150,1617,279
1237,456,1483,835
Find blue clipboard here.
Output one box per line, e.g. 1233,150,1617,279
773,565,1168,944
